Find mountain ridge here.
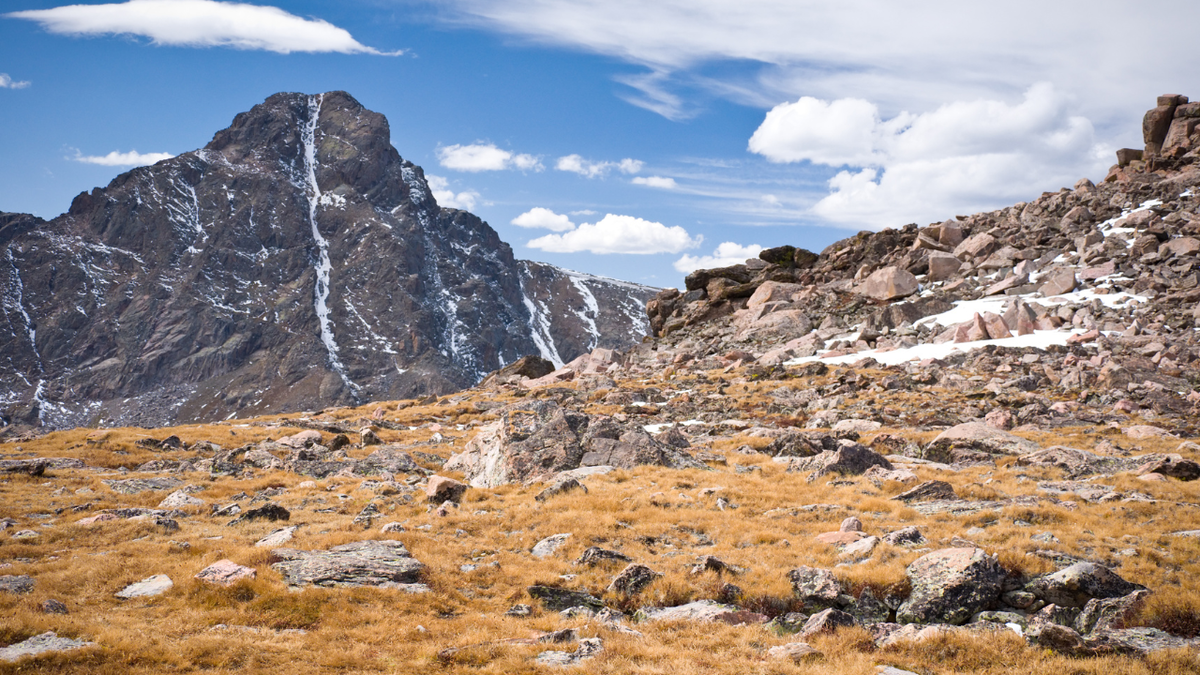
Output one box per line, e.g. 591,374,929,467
0,91,656,430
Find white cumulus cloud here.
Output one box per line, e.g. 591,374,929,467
0,73,31,89
631,175,677,189
527,213,701,254
511,207,575,232
673,242,763,273
426,175,480,211
749,83,1111,228
437,143,543,172
72,149,174,166
7,0,398,55
556,154,643,178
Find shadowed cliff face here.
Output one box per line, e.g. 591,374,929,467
0,91,657,429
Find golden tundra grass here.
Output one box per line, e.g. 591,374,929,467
2,370,1200,674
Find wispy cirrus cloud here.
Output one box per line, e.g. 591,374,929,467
556,154,642,178
71,149,174,166
8,0,400,55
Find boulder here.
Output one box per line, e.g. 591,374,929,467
746,281,804,309
954,233,997,260
270,540,425,589
0,575,34,594
0,632,94,663
788,566,844,606
255,526,299,548
535,477,587,502
115,575,174,599
1075,590,1151,634
883,527,926,546
425,475,467,503
1159,237,1200,257
1039,269,1077,297
607,564,661,595
897,548,1005,625
856,266,919,301
1027,563,1145,608
930,422,1038,455
784,441,893,482
800,608,856,637
446,401,703,488
528,585,605,612
766,641,823,663
1135,454,1200,481
892,480,957,502
636,599,746,623
532,533,572,559
575,547,631,567
158,490,205,509
927,251,963,281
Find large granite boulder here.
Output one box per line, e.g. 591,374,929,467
897,548,1005,625
446,400,703,487
270,540,425,589
1027,563,1145,608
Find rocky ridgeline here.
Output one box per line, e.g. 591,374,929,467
0,91,655,432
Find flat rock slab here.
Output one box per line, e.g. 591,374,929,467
115,575,174,599
103,477,183,494
271,540,424,589
196,559,257,586
0,575,34,594
0,632,94,662
255,526,299,548
636,599,744,623
532,533,572,559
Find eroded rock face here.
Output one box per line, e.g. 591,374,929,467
897,548,1005,625
0,91,656,429
270,539,424,589
445,400,704,487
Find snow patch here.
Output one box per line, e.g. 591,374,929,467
519,271,564,368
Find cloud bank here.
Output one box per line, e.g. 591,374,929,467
511,207,575,232
72,149,174,166
8,0,398,55
749,83,1111,228
437,143,542,172
526,213,700,254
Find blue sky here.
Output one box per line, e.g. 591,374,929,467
2,1,1196,288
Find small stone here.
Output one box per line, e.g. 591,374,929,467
575,547,632,567
0,575,34,594
892,480,957,502
505,604,532,617
840,516,864,532
801,608,856,637
158,490,205,509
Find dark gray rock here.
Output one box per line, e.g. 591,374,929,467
535,477,587,502
897,548,1006,625
227,503,290,526
882,526,926,546
527,585,605,612
271,540,424,588
0,575,34,594
575,547,631,567
607,564,661,595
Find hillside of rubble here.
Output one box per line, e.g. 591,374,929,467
1,94,1199,674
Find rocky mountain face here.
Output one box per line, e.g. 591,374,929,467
0,91,655,430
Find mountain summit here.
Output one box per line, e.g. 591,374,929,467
0,91,655,428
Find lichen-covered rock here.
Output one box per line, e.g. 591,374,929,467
271,540,424,589
196,560,257,586
1027,562,1145,608
446,401,703,487
897,548,1005,625
527,585,605,612
788,566,844,606
0,575,34,595
782,441,893,482
607,564,661,595
0,632,94,662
